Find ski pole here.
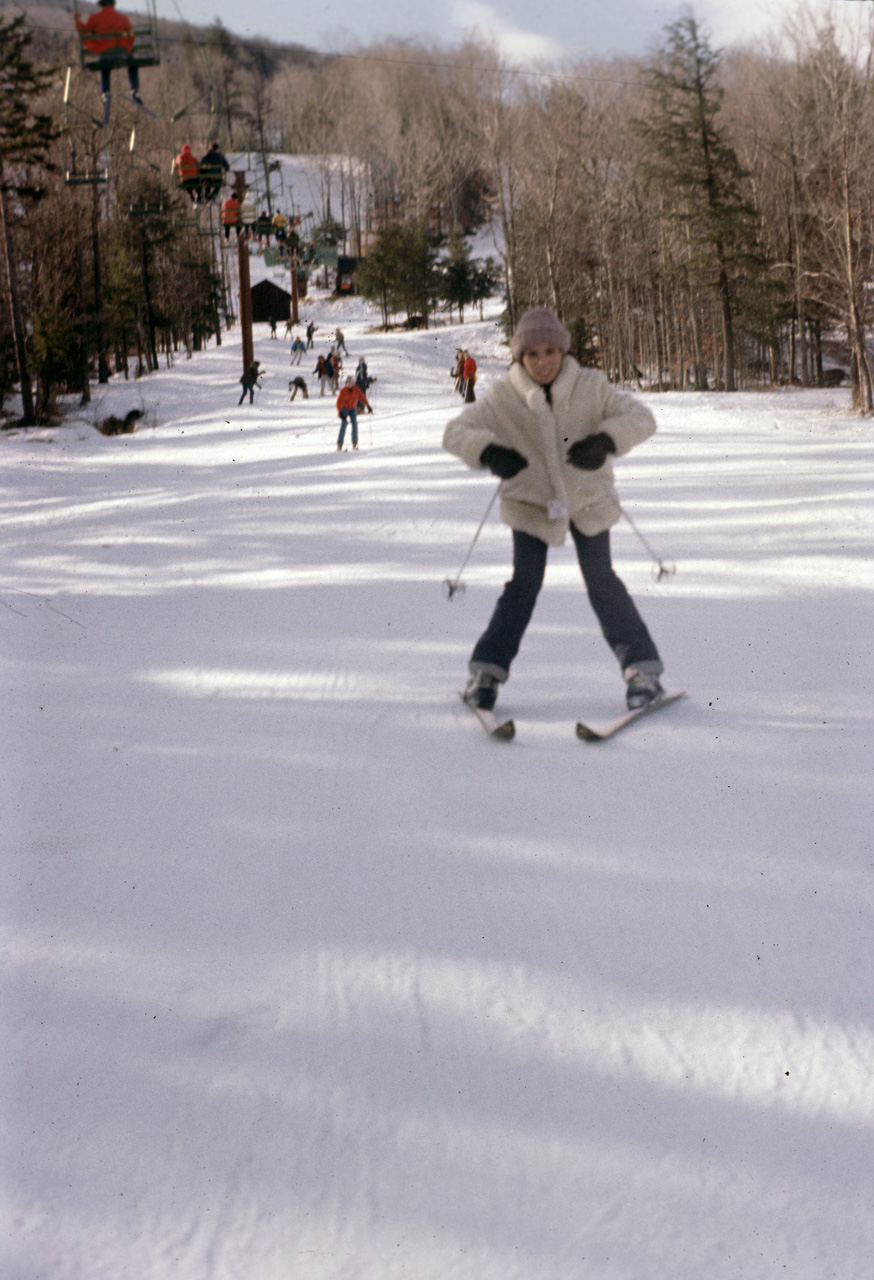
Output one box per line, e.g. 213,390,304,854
444,482,501,600
594,472,675,581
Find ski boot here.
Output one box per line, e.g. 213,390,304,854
624,669,665,711
464,669,500,712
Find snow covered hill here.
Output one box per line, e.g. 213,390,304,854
2,286,874,1279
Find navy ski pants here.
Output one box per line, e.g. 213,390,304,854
471,525,661,676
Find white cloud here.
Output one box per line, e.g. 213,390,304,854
448,0,566,63
699,0,872,53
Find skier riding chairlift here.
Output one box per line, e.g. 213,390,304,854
73,0,160,123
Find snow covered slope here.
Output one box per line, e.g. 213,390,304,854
2,287,873,1279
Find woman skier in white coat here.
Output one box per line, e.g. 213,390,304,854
443,308,665,713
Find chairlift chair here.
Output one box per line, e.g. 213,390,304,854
126,124,166,214
62,66,108,185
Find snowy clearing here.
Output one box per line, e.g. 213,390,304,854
2,280,873,1279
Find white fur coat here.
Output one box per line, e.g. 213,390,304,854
443,356,656,545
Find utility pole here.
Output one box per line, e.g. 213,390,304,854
233,170,254,371
290,251,299,325
238,233,253,372
90,171,110,382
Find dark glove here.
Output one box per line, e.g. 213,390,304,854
566,432,616,470
480,443,528,479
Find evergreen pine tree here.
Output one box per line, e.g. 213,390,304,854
395,221,440,327
634,16,760,391
357,221,440,328
440,230,476,323
356,224,407,328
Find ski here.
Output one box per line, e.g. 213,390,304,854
576,691,685,742
102,93,161,127
459,693,515,741
126,93,161,120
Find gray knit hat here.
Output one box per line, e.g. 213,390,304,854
510,308,571,362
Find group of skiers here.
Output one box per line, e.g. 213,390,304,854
72,3,665,716
76,5,307,260
237,323,374,451
219,196,301,249
172,142,230,204
218,197,300,249
311,330,356,396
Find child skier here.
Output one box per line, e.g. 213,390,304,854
443,308,665,714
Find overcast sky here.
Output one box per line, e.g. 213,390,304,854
151,0,869,62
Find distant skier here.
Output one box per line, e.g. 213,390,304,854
220,193,240,239
335,376,371,451
172,144,200,202
314,354,330,397
74,0,142,104
238,361,262,405
444,308,665,715
461,350,477,402
355,357,373,408
255,210,272,252
272,210,289,244
199,142,229,201
326,350,341,392
306,320,317,349
239,192,257,234
335,327,349,355
451,348,465,396
290,337,306,365
289,376,309,401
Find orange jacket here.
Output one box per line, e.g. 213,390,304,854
221,196,240,226
463,356,477,382
74,7,135,55
336,385,368,412
173,146,199,183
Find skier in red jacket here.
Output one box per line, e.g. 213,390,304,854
335,377,371,451
220,194,241,239
461,350,477,402
172,144,201,202
74,0,142,102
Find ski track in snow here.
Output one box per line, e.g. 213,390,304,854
2,191,874,1278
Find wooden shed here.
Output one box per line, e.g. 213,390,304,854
250,279,291,324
